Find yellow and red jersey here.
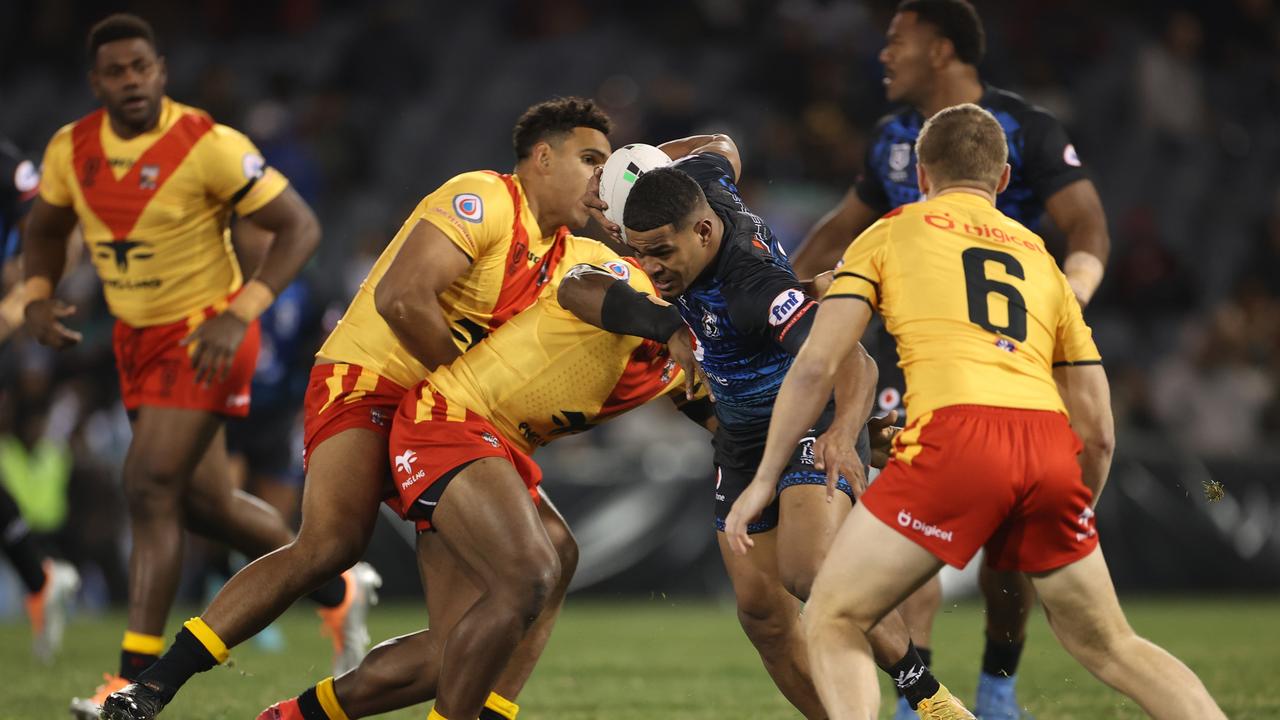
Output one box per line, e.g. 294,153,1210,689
39,97,288,327
827,192,1100,419
416,236,688,456
317,170,569,389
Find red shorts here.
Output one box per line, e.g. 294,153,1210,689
388,385,542,531
113,309,260,417
861,404,1097,573
301,363,407,471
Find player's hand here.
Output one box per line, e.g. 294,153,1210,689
813,424,868,499
666,325,711,402
23,298,82,349
584,167,622,243
724,478,776,555
867,410,900,469
180,312,247,386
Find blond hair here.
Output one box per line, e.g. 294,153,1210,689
915,103,1008,191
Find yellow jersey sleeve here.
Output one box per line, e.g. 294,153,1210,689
1052,271,1102,366
37,126,74,208
195,124,289,216
418,172,516,262
826,217,891,309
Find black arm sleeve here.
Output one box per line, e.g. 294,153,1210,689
724,255,821,356
600,279,685,343
1020,108,1088,200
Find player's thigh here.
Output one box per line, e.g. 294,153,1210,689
535,488,579,579
429,457,559,590
296,427,388,549
717,530,801,623
805,503,943,632
1028,545,1133,656
125,405,224,486
776,483,852,597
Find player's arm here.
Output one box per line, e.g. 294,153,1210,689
657,135,741,181
557,264,701,399
1054,363,1115,504
21,197,82,348
374,220,473,370
790,187,881,279
723,296,873,555
1045,179,1109,306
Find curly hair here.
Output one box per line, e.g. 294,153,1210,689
512,97,612,160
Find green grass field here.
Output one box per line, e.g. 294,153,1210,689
3,597,1277,719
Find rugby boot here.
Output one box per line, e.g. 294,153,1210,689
318,562,382,676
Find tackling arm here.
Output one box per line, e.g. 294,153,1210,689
374,220,473,371
1054,363,1115,504
1045,179,1109,307
657,134,742,181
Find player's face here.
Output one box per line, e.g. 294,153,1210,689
545,128,611,229
625,216,715,299
879,11,937,105
90,39,167,134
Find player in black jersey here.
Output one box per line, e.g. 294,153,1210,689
789,2,1110,717
0,136,81,662
561,135,973,718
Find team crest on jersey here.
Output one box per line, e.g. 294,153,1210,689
701,309,721,338
888,142,912,177
691,333,705,362
604,260,631,280
242,153,266,180
453,193,484,223
139,164,160,190
878,387,901,412
768,289,805,327
13,160,39,195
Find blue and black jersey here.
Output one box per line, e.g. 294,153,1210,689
856,85,1086,232
0,138,39,264
670,153,820,454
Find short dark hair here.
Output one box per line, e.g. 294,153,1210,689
623,167,706,233
512,97,612,160
87,13,157,64
897,0,985,66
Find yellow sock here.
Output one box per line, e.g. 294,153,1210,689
482,691,519,719
183,617,230,664
121,630,165,656
315,676,351,720
428,709,449,720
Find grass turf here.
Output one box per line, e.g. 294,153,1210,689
3,596,1277,718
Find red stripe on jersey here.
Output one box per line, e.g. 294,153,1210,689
597,339,676,419
487,172,569,329
71,108,214,239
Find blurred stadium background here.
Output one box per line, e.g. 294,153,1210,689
1,0,1279,716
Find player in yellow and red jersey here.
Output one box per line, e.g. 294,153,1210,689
19,15,328,719
102,98,613,720
725,105,1224,720
254,237,712,720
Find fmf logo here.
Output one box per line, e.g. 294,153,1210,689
768,289,804,327
897,510,953,542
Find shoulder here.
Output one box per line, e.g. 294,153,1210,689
982,86,1062,129
869,106,919,139
430,171,515,215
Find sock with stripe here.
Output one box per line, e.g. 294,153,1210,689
428,709,448,720
120,631,165,681
479,691,519,720
308,574,348,609
132,618,228,700
297,677,349,720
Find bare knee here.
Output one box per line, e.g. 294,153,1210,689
492,547,561,629
803,593,876,649
736,593,797,652
780,564,819,602
287,527,366,581
123,457,186,518
545,522,579,591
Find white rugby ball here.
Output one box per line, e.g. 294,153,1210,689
599,143,672,229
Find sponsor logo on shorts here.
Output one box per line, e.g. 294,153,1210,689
798,436,816,465
714,467,725,503
226,393,250,408
603,260,630,280
768,289,805,327
481,431,501,448
896,510,953,543
452,193,484,223
370,407,389,427
1076,506,1097,542
400,469,426,490
394,450,418,475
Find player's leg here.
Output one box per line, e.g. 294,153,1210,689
1030,546,1225,719
896,576,941,657
718,530,825,719
1,482,79,662
428,457,562,720
975,564,1035,717
101,429,385,720
803,503,945,720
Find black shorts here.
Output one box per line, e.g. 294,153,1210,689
225,406,302,484
712,403,870,534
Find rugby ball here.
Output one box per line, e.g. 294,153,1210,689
599,143,672,229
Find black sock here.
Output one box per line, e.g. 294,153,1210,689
308,574,347,609
0,489,47,594
120,650,160,681
479,709,508,720
982,637,1024,678
135,628,219,700
893,645,933,699
296,685,331,720
888,642,939,709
